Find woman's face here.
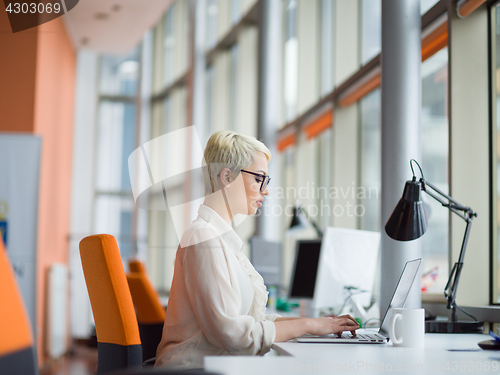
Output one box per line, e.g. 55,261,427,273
241,152,270,216
221,152,270,218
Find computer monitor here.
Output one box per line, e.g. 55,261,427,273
288,228,380,318
288,239,322,299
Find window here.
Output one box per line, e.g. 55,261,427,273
207,0,218,49
231,0,241,24
357,46,449,294
205,65,214,144
164,4,175,86
360,0,381,65
284,0,298,122
229,44,238,129
317,129,332,230
95,48,140,259
420,47,449,294
360,0,438,67
320,0,335,95
99,51,139,96
280,146,297,287
359,88,381,232
420,0,440,15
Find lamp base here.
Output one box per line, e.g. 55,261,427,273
425,320,484,334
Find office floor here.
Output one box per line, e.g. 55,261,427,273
40,343,98,375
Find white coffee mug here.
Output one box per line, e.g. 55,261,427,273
388,308,425,347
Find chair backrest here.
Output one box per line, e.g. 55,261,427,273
126,260,165,361
128,259,147,274
79,234,142,374
0,238,38,375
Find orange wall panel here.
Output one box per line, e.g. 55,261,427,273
33,17,75,365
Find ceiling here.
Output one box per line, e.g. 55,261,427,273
62,0,174,55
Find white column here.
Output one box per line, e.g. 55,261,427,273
256,0,282,241
380,0,422,314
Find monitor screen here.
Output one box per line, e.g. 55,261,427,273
289,240,322,299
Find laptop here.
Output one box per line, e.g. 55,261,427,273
297,258,422,344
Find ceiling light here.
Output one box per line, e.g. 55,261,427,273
94,12,109,20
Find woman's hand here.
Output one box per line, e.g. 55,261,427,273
274,314,359,342
306,315,359,337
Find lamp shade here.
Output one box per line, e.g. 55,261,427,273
385,179,428,241
288,206,307,233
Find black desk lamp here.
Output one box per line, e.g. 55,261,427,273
289,206,323,238
385,159,483,333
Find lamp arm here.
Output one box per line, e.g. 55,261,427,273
298,206,324,237
444,219,473,321
423,189,469,222
421,179,477,321
422,179,471,221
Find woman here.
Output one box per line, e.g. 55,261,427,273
155,131,358,369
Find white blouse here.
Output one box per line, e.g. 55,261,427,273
155,204,279,370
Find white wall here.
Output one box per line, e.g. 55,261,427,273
449,4,490,306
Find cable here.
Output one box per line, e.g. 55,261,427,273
410,159,424,180
362,318,381,329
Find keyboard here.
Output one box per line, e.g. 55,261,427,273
340,332,387,341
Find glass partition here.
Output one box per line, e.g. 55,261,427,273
95,50,140,259
420,47,449,294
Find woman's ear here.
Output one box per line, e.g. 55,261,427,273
220,168,232,187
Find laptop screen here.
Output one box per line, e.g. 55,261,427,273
379,258,422,337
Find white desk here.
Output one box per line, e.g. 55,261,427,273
205,334,499,374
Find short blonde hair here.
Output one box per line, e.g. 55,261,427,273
203,131,271,194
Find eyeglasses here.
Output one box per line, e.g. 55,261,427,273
240,169,271,192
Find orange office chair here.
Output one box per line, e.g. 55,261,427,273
80,234,142,374
0,238,38,375
128,259,147,274
126,261,165,362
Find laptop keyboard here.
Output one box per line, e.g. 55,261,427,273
340,333,386,341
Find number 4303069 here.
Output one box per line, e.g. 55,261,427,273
5,2,61,14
